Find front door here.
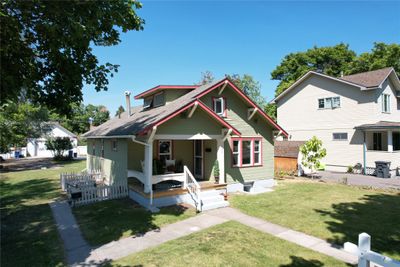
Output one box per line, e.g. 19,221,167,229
194,140,203,179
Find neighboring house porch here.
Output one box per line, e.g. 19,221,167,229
356,121,400,175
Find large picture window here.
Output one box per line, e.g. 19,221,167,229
231,138,262,167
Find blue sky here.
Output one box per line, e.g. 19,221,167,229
83,1,400,114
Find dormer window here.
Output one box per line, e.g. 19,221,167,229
213,97,226,117
153,92,165,107
143,97,153,109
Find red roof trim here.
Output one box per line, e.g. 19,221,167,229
134,85,199,100
195,78,289,137
138,100,241,136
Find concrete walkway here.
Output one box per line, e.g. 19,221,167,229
51,203,357,266
49,201,92,266
319,170,400,189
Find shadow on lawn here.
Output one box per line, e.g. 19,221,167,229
73,198,190,246
0,178,64,266
315,192,400,258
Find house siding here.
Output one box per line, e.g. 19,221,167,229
201,87,275,182
87,139,128,184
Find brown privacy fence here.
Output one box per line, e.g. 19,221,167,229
274,157,298,173
274,141,304,174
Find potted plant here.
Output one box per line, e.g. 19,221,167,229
213,160,220,184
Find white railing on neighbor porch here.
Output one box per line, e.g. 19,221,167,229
344,233,400,267
183,166,202,212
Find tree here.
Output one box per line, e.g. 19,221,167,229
271,43,356,96
198,71,215,85
347,43,400,76
0,102,50,153
264,103,277,121
1,0,144,115
300,136,327,178
226,74,267,107
45,137,73,159
115,105,125,118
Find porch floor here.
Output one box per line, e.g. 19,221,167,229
128,179,227,199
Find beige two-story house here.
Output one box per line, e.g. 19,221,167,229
273,67,400,174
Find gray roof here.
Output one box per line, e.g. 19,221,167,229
339,67,394,88
355,121,400,130
82,80,222,137
274,141,305,158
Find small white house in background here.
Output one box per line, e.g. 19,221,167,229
273,67,400,174
27,122,78,158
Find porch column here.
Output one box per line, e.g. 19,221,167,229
217,139,225,184
363,131,367,175
143,142,153,193
388,130,393,152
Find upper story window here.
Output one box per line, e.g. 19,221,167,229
333,132,348,141
382,93,390,113
213,97,227,117
318,96,340,109
231,138,262,167
143,97,153,109
153,92,165,107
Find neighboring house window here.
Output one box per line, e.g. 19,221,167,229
231,138,262,167
373,132,382,151
112,140,118,152
158,140,172,164
318,97,340,109
382,94,390,113
101,139,104,157
213,97,227,117
153,92,165,107
332,133,348,141
393,132,400,151
143,97,153,109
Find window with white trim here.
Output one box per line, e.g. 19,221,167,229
231,138,262,167
158,140,172,165
101,139,104,157
382,93,390,113
318,96,340,109
112,139,118,152
332,132,348,141
213,97,225,116
92,142,96,155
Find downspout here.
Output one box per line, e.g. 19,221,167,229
363,131,367,175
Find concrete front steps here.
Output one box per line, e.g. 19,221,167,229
200,188,229,211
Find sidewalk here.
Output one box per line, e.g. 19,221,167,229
51,202,357,266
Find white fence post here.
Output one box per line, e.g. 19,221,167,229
358,233,371,267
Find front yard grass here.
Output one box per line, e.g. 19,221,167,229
110,221,351,267
73,199,196,246
230,179,400,260
0,160,86,267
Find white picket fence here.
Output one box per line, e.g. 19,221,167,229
68,182,129,206
344,233,400,267
60,170,129,206
60,170,102,191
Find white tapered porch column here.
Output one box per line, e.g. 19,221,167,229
388,130,393,152
217,138,225,184
143,142,152,193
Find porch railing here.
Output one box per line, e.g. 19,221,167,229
183,166,202,212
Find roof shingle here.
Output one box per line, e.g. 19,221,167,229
339,67,393,88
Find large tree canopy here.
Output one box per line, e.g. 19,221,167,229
271,42,400,97
226,74,266,107
0,0,144,115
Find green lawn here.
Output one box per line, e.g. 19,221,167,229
0,160,86,267
73,199,196,246
230,180,400,260
109,221,351,267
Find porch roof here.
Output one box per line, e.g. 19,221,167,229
355,121,400,130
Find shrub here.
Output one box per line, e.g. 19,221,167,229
45,137,72,159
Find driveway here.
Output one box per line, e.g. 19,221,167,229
318,171,400,190
0,157,85,173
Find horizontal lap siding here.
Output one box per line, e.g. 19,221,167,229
128,140,144,172
201,88,275,183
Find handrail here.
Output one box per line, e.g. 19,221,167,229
183,166,202,212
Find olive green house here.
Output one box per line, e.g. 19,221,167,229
82,78,287,211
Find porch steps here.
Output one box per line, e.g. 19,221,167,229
200,189,229,211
